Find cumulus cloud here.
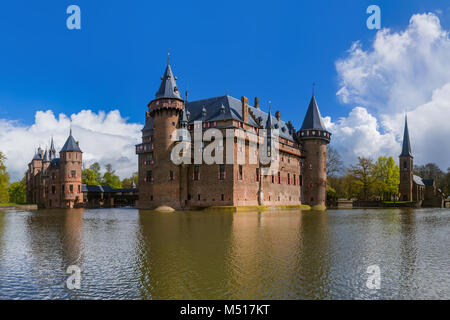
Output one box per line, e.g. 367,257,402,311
329,13,450,169
0,110,142,181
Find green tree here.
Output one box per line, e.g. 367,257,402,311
8,181,26,204
348,157,375,201
327,146,344,177
0,152,10,203
101,164,122,189
122,172,138,189
372,156,399,200
82,162,102,185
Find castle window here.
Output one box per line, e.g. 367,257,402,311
238,165,243,180
169,170,174,180
146,170,153,182
71,170,76,178
194,166,200,180
221,194,224,201
403,161,407,170
70,185,74,193
271,172,274,184
198,194,201,201
52,185,56,194
172,122,175,126
293,174,296,186
278,172,281,184
78,185,81,193
287,173,290,185
256,168,260,182
150,195,153,201
300,175,303,186
219,164,226,180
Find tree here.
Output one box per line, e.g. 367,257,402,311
8,181,26,204
101,163,122,189
372,156,399,200
348,157,375,201
414,163,446,191
122,172,138,189
0,152,10,203
327,146,344,177
82,162,102,185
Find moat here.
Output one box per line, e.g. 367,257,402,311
0,208,449,299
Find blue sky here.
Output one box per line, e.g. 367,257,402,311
1,0,450,180
0,0,447,126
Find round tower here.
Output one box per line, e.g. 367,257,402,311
298,94,331,210
59,130,83,208
141,59,185,209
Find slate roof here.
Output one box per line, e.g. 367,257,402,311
400,115,413,157
185,95,296,141
413,175,425,186
142,116,154,137
43,149,50,162
155,63,182,100
61,131,82,152
50,158,60,168
33,151,42,160
300,94,327,131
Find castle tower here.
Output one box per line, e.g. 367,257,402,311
137,58,185,209
298,94,331,209
59,130,83,208
399,115,413,201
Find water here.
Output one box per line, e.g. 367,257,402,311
0,208,449,300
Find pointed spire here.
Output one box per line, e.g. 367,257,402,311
61,129,82,152
300,94,327,130
400,114,413,157
155,56,182,100
49,137,56,160
266,102,274,130
43,148,50,162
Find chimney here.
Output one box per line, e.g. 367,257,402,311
254,97,260,109
275,110,281,121
241,96,249,123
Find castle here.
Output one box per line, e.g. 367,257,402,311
26,131,83,208
136,60,331,210
398,115,445,207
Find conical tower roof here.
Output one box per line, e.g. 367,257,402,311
43,149,50,162
301,94,327,131
400,115,413,157
61,129,82,152
155,61,182,100
266,104,274,129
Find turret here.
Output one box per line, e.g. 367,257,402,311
298,94,331,209
59,129,83,208
399,115,413,201
138,57,185,209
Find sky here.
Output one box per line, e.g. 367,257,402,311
1,0,450,181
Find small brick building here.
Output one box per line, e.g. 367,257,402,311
136,60,331,210
26,131,83,208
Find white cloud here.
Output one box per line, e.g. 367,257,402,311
330,13,450,170
0,109,142,182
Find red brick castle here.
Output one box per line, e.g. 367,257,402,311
136,60,331,210
26,131,83,208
